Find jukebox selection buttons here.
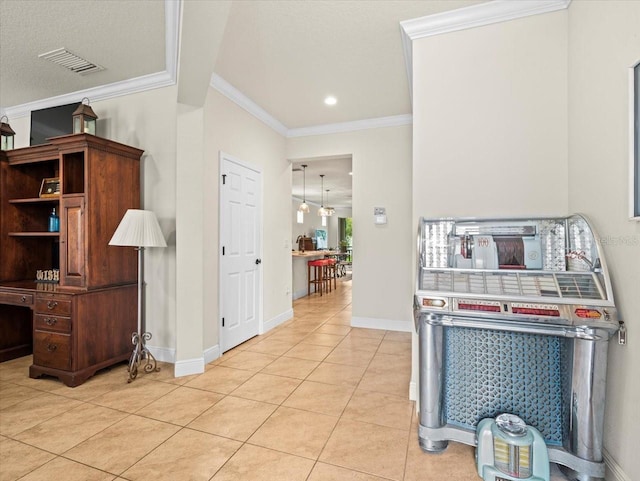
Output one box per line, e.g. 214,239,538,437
511,302,560,317
457,299,502,313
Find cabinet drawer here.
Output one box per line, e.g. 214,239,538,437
35,297,72,316
34,314,71,334
34,331,71,370
0,292,34,307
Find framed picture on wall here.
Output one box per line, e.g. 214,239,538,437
630,59,640,220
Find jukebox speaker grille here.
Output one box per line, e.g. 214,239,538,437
443,326,571,445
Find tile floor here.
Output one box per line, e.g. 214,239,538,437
0,278,566,481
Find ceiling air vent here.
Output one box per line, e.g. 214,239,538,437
38,48,104,75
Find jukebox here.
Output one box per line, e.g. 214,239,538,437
413,215,620,481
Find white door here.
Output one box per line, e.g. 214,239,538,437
220,153,262,353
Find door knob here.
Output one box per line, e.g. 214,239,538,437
255,259,262,265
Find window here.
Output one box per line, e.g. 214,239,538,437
631,60,640,219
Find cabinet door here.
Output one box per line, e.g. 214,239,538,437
60,195,86,287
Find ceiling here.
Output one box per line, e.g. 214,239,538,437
0,0,485,207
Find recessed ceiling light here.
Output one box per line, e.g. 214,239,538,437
348,172,353,176
324,96,337,106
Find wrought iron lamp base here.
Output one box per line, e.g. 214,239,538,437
127,331,159,383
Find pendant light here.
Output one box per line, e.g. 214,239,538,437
325,189,336,216
317,174,328,217
298,164,310,213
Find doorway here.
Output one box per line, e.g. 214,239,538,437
219,152,263,353
291,155,353,298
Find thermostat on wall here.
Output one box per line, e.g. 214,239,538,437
374,207,387,225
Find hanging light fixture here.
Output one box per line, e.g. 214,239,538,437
318,174,328,217
298,164,310,213
325,189,336,216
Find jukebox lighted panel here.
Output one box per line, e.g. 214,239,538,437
413,215,619,481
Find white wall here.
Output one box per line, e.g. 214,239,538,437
204,88,291,347
568,1,640,478
287,125,413,329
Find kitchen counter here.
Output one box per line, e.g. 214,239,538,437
291,250,339,258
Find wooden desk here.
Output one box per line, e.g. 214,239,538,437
0,282,35,362
0,280,136,386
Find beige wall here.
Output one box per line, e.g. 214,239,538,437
568,1,640,477
287,125,413,328
412,10,569,219
204,88,291,347
90,88,180,354
176,104,205,362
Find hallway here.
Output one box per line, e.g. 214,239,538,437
1,278,482,480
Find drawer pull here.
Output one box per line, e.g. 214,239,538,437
47,344,57,352
47,301,58,310
21,295,27,303
44,318,57,326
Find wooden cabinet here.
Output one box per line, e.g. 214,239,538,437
60,195,85,287
0,134,143,385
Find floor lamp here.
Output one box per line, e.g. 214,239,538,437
109,209,167,383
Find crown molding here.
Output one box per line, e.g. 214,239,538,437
210,73,412,138
2,71,176,119
210,73,289,136
400,0,572,99
1,0,181,119
286,114,413,138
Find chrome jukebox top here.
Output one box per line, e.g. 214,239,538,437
414,214,619,339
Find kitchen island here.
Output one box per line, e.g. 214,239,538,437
291,250,339,299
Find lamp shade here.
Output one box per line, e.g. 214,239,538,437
109,209,167,248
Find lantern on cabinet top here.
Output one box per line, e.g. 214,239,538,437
72,98,97,135
0,115,15,150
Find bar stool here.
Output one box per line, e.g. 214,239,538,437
308,259,328,296
325,258,337,292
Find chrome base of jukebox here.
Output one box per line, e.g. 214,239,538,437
414,215,620,481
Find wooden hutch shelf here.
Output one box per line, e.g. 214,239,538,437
0,133,143,386
8,232,60,237
9,197,59,204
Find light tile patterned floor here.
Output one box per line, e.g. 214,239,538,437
0,278,567,480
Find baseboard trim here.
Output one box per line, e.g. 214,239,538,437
603,449,631,481
409,380,418,402
262,308,294,334
292,288,308,301
204,344,220,365
351,316,413,332
147,345,175,364
174,357,205,378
